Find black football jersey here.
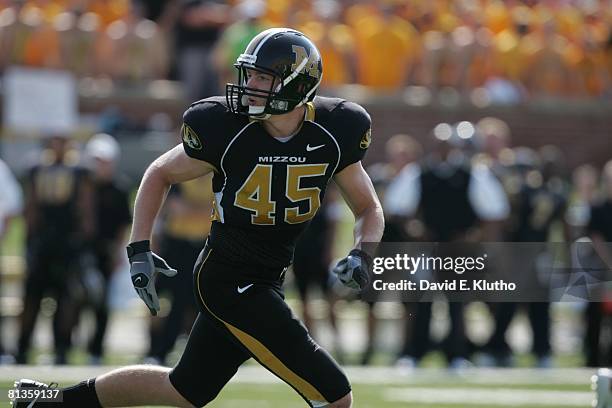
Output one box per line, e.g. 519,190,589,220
512,182,566,242
28,160,90,238
182,96,371,268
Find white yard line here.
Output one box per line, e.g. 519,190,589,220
230,366,597,386
384,387,593,406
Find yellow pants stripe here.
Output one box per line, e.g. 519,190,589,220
195,249,327,404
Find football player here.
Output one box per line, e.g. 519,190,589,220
16,132,95,366
13,28,384,408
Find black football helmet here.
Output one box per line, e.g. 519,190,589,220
226,28,323,119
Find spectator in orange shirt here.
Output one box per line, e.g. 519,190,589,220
570,29,611,98
351,3,419,90
89,0,130,29
0,1,24,70
297,0,356,88
96,1,168,81
18,5,61,68
53,8,101,77
606,32,612,98
482,0,512,35
522,19,574,98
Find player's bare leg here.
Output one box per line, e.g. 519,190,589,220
328,391,352,408
95,365,193,407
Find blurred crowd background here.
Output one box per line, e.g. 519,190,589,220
1,0,611,99
0,0,610,372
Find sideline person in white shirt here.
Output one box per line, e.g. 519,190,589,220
0,157,23,361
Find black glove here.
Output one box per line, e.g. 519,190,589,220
332,249,372,291
127,240,177,316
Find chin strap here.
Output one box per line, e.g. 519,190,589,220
300,74,323,106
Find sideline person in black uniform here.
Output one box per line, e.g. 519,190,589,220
585,159,612,367
13,28,384,408
16,133,95,365
81,133,132,364
483,147,567,367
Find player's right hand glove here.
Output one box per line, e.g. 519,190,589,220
126,240,177,316
333,248,372,291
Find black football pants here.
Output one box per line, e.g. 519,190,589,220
169,244,350,407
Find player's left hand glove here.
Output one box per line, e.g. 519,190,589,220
126,240,177,316
333,249,372,291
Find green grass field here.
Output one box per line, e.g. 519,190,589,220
0,366,598,408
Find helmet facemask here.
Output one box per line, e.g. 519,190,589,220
226,64,287,119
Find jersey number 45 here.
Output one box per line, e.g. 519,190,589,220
235,164,328,225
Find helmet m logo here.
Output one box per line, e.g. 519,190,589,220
292,45,320,79
360,128,372,150
182,124,202,150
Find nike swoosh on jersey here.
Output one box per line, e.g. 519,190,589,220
237,284,254,294
306,144,325,152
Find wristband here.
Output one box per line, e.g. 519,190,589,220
349,248,373,269
127,240,151,258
